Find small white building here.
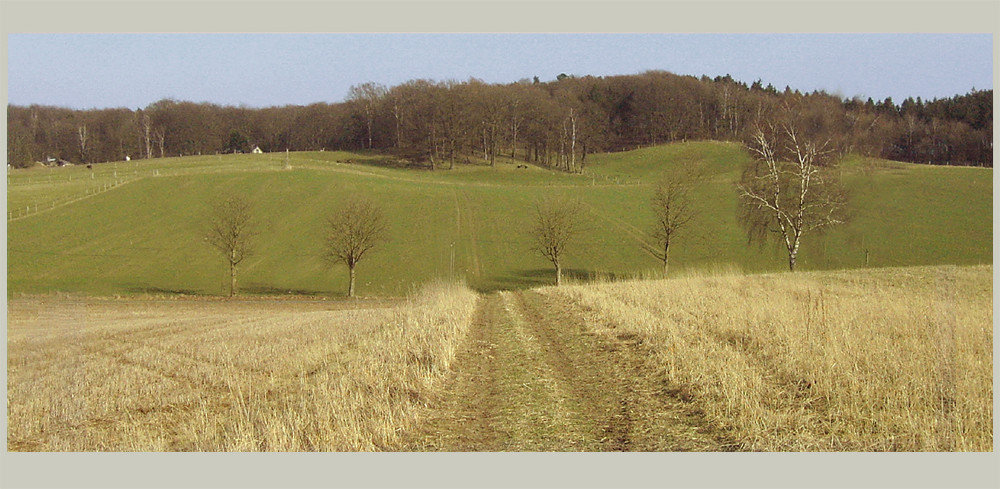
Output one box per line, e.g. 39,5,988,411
252,146,263,154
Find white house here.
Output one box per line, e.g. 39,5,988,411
252,146,263,154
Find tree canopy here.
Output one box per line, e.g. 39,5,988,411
7,72,992,168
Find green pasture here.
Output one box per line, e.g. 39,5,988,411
6,142,992,297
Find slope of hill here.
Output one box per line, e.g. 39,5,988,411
6,142,992,297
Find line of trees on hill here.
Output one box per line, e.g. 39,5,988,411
202,103,857,296
7,71,993,169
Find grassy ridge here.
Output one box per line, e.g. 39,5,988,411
7,142,992,297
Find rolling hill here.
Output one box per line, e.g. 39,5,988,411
6,142,992,297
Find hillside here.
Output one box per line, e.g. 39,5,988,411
6,142,993,297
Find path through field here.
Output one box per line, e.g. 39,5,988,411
400,290,735,451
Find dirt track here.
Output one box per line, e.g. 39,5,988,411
400,290,734,451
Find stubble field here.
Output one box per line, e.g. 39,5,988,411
545,264,993,451
7,281,478,451
7,265,991,451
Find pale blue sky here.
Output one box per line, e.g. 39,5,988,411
6,33,993,110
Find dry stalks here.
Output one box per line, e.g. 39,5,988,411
543,265,992,451
7,280,479,451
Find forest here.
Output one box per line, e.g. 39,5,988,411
6,70,993,169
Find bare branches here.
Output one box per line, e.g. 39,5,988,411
649,165,702,276
737,112,849,271
74,124,90,164
205,194,259,297
530,196,582,286
323,197,387,297
348,82,388,150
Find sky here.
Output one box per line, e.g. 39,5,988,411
5,33,994,110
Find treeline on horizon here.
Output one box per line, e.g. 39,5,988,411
6,70,993,169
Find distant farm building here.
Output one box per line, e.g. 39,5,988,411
42,157,74,167
252,146,263,154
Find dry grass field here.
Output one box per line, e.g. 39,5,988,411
7,265,991,452
543,264,993,451
7,281,479,451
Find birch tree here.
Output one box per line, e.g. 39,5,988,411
154,128,166,158
736,111,849,271
77,125,88,163
141,113,153,159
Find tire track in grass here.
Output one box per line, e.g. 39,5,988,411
398,293,504,450
400,290,734,451
400,292,592,450
464,191,484,278
452,189,483,279
517,290,736,451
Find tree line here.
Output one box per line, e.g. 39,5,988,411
7,70,992,169
213,104,851,297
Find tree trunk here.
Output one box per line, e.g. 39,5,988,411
348,265,356,297
482,126,488,161
569,108,577,173
663,242,670,277
393,105,402,150
555,260,562,286
788,235,801,271
78,125,88,163
229,261,237,297
143,116,152,159
366,115,373,150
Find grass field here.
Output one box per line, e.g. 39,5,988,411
6,142,992,453
545,264,993,451
7,281,478,451
6,142,991,297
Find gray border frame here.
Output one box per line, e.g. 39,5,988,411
2,1,997,488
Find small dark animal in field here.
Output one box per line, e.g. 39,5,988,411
86,164,92,170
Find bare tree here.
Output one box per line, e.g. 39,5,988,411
77,125,88,163
649,166,701,276
323,197,386,297
736,111,849,271
205,194,258,297
348,82,387,150
567,107,578,172
154,127,166,158
141,113,153,159
530,196,582,286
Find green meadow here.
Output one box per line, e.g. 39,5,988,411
6,142,992,297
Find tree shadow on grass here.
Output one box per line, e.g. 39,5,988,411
125,284,333,298
343,155,431,171
241,284,331,297
125,286,207,297
475,268,635,293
